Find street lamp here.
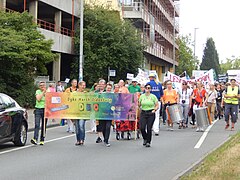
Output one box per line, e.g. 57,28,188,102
79,0,84,81
193,27,199,61
173,0,180,73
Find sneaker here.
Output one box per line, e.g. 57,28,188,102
145,143,151,147
30,138,37,145
96,137,102,143
155,133,159,136
143,140,147,146
196,127,200,132
169,128,174,131
105,142,110,147
200,128,204,132
39,141,44,145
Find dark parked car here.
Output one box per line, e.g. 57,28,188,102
0,93,28,146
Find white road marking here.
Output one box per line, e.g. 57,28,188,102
0,130,92,155
194,119,218,149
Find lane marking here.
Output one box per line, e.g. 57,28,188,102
194,119,218,149
0,130,91,155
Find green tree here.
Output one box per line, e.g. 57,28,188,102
0,11,55,106
220,56,240,74
71,5,144,85
175,35,197,76
200,37,220,76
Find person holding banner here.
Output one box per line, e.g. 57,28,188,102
75,81,87,146
31,81,47,146
139,84,159,147
223,79,240,130
161,80,178,131
95,79,106,144
99,83,113,147
190,81,208,132
65,79,78,133
146,73,163,136
118,80,129,93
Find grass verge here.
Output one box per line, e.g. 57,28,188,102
180,131,240,180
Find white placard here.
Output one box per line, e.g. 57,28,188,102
109,70,116,77
127,73,134,79
65,78,70,83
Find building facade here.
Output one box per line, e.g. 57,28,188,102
121,0,180,81
0,0,80,81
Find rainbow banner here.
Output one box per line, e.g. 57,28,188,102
44,92,138,120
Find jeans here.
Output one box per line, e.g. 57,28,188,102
225,103,238,123
180,103,189,124
140,110,155,144
162,105,167,124
216,101,222,118
99,120,112,143
75,120,86,141
33,108,47,141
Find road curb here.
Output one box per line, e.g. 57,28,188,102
172,136,232,180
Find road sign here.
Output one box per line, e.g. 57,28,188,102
109,70,116,77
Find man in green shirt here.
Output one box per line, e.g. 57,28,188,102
31,81,47,145
128,78,141,93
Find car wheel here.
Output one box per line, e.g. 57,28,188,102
13,121,27,146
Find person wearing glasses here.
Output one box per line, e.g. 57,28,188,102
139,84,159,147
179,82,192,128
223,79,240,130
161,80,179,131
31,81,47,145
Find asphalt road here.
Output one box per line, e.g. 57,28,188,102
0,119,239,180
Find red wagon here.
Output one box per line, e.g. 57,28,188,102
115,119,140,140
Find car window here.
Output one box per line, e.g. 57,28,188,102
0,95,15,108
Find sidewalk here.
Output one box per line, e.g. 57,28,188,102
27,109,60,131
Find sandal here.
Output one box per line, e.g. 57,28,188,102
75,141,81,146
225,124,230,130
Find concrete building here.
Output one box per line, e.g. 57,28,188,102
121,0,180,81
0,0,80,81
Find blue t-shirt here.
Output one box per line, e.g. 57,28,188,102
146,80,163,100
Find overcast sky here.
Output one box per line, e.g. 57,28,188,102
179,0,239,63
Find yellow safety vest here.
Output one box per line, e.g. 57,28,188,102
224,86,239,104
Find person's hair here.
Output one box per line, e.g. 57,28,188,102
99,79,106,84
49,83,54,87
39,81,46,86
230,79,236,82
166,80,172,84
106,83,113,88
58,81,61,83
114,84,120,88
71,79,77,83
78,81,86,86
93,83,98,89
144,84,152,88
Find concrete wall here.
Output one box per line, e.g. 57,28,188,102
39,28,73,54
39,0,80,17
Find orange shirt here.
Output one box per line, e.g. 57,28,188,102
162,89,178,104
193,88,206,104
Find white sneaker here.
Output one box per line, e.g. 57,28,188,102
196,127,200,132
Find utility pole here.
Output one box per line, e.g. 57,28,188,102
193,27,199,61
79,0,84,81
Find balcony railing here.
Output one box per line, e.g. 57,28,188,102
0,6,74,37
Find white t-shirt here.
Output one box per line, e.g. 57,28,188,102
207,90,217,103
179,88,193,104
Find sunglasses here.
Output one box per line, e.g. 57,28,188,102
182,84,187,85
145,87,151,89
